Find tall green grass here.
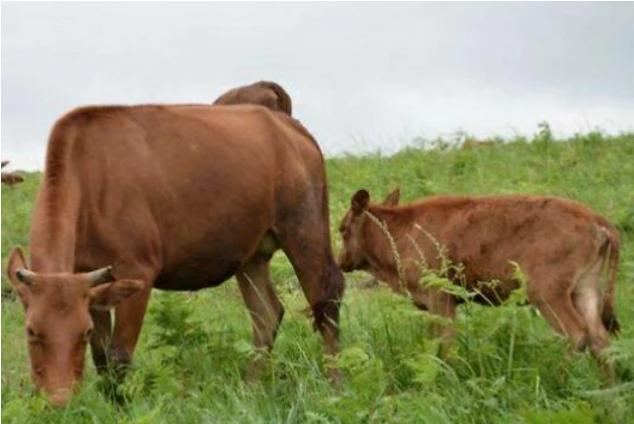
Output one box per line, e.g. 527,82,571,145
2,130,633,423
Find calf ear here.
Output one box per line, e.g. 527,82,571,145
6,247,31,307
90,279,145,311
351,189,370,215
383,188,401,206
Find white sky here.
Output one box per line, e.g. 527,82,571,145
2,2,634,170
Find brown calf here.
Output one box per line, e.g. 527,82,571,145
213,80,293,115
6,104,344,406
338,189,620,379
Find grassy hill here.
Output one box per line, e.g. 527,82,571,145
2,130,633,423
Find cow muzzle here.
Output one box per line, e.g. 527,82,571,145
48,388,72,408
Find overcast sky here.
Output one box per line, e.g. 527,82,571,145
2,2,633,170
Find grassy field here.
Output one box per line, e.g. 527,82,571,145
2,129,633,423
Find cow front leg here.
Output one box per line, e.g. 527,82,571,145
90,309,112,374
108,277,153,380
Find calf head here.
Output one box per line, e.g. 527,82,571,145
6,247,143,407
338,188,401,272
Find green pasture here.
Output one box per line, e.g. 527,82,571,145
2,128,633,423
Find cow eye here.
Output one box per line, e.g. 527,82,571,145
26,327,43,343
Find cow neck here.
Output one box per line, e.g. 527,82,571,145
28,182,80,273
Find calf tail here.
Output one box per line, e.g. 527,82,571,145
600,227,620,335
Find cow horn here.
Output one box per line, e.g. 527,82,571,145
87,266,114,286
16,268,36,285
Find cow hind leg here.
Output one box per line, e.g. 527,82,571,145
276,224,345,384
236,256,285,381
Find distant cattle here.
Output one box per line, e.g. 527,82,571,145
6,104,344,406
1,161,24,186
213,81,293,115
337,189,620,380
461,139,492,149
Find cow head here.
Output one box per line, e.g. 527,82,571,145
6,247,143,407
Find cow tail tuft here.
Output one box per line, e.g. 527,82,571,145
600,227,620,335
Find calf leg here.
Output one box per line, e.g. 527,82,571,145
529,278,588,351
426,290,457,357
382,272,408,297
399,272,457,354
401,272,429,311
574,285,614,383
236,256,285,381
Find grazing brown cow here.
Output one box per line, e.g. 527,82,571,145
1,160,24,186
213,80,293,115
338,189,620,379
6,104,344,406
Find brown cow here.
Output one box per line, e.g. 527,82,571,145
337,189,620,380
213,81,293,115
6,104,344,406
1,160,24,186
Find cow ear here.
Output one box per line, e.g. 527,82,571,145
383,188,400,206
90,279,145,311
351,189,370,215
6,247,31,307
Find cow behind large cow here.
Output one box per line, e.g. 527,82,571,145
213,81,293,115
6,104,344,406
337,189,620,380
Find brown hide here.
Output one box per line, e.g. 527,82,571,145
7,104,343,405
338,190,620,380
213,81,293,115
